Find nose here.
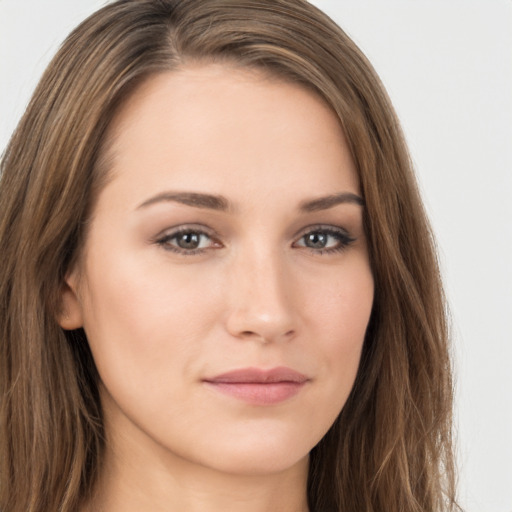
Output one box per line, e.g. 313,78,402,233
224,248,297,343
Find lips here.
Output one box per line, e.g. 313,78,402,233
203,367,309,405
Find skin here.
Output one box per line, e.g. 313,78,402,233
60,63,374,512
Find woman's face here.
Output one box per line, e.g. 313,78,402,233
61,64,374,477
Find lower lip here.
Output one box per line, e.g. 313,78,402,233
204,381,306,405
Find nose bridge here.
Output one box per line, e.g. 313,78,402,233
226,241,296,341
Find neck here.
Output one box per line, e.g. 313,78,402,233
85,452,309,512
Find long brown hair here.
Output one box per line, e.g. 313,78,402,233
0,1,458,510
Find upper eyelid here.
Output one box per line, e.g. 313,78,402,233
292,223,352,239
154,223,352,237
154,224,217,239
155,222,350,234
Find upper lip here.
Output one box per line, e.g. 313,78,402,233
204,366,309,384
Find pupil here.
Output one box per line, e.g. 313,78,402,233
306,232,327,248
178,232,200,249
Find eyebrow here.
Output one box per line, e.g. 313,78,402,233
136,190,364,212
137,192,230,211
298,192,364,212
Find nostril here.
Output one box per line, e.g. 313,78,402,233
238,329,296,342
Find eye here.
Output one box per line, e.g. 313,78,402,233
294,226,355,254
155,227,221,254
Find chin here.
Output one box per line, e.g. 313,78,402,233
173,421,319,477
203,447,310,477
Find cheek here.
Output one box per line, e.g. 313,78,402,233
300,257,373,404
303,253,373,341
78,250,224,396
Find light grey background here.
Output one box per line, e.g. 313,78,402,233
1,1,511,511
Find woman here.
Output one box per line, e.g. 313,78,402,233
0,1,459,511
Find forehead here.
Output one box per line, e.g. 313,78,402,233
97,63,359,212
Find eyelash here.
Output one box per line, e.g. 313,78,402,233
155,226,219,255
154,224,356,256
293,225,356,255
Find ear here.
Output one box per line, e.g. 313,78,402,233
57,271,84,330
